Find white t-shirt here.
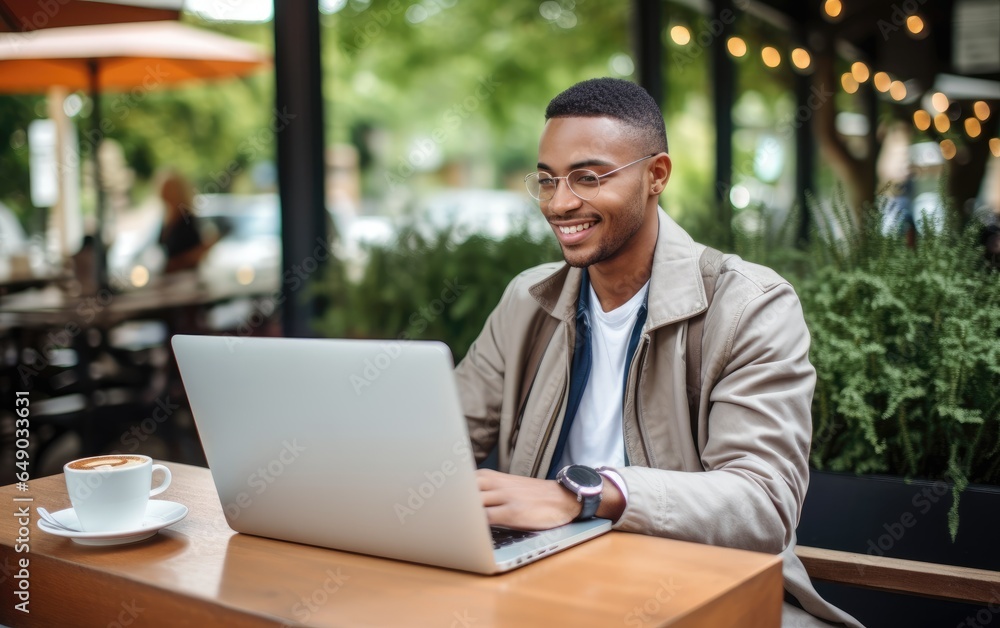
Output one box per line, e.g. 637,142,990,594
557,278,649,471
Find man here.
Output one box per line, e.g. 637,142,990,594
453,78,862,628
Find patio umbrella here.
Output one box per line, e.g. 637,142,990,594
0,0,180,32
0,20,270,287
0,20,269,92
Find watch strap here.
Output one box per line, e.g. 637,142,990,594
577,490,600,520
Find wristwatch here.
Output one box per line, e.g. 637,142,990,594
556,464,603,521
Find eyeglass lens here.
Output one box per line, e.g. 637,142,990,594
526,170,603,201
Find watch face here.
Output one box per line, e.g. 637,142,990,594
565,465,601,488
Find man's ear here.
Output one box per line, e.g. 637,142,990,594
650,153,672,195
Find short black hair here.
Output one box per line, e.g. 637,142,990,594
545,77,668,154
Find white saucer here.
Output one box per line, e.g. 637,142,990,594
37,500,188,546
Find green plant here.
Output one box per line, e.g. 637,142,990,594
315,226,562,362
738,194,1000,539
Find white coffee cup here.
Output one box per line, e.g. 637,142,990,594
64,455,171,532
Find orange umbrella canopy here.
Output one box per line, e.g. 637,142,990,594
0,20,270,93
0,0,180,33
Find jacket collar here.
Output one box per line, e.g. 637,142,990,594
528,209,707,330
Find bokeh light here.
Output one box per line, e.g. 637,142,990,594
873,72,891,92
130,266,150,288
670,25,691,46
761,46,781,67
841,73,859,94
791,48,811,70
889,80,907,101
727,37,747,57
974,101,991,121
939,139,957,160
236,266,255,286
931,92,949,113
851,61,870,83
730,185,751,209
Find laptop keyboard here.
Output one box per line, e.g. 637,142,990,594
491,527,539,549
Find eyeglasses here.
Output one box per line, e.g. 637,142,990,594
524,154,656,202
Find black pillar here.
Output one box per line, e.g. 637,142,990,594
88,59,108,291
274,1,327,338
862,77,879,198
632,0,663,106
794,67,814,244
711,0,734,236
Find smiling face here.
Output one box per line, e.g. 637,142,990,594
536,116,670,270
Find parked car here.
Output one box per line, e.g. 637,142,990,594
106,208,166,289
196,193,281,294
108,193,280,294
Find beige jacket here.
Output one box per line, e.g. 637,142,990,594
455,211,862,628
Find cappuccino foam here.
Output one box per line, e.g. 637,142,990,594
68,455,146,471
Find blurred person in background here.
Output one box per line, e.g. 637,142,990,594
157,170,217,273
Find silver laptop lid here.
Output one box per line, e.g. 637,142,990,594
172,335,499,573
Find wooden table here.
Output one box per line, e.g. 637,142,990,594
0,271,275,328
0,463,783,627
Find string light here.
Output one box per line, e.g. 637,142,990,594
873,72,891,92
990,138,1000,158
841,73,859,94
931,92,949,113
965,118,982,138
824,0,842,19
851,61,870,83
934,113,950,133
791,48,811,70
913,110,931,131
974,101,991,121
939,139,957,160
761,46,781,68
906,15,925,35
726,37,747,57
889,80,907,101
130,266,150,288
670,25,691,46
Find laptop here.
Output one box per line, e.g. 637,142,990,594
171,334,611,574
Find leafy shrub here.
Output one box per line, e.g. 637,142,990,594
315,226,562,362
735,197,1000,538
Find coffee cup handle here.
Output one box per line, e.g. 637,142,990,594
150,464,172,497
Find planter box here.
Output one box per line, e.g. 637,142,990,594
796,470,1000,627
